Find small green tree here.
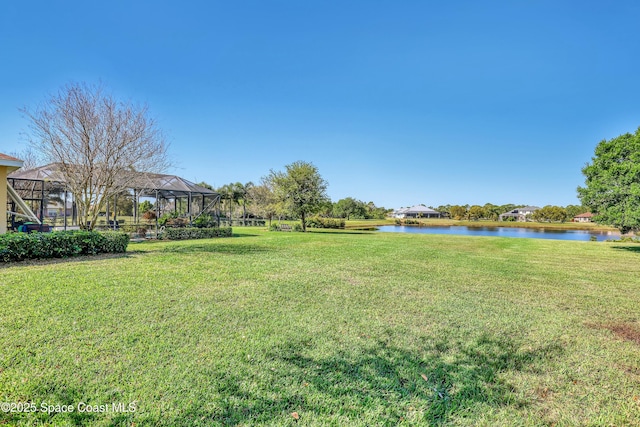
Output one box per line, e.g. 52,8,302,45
449,205,468,220
578,128,640,234
267,161,329,232
138,200,154,213
468,205,485,221
333,197,361,220
249,181,280,227
532,205,568,222
482,203,501,221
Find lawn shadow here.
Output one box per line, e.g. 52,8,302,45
0,383,100,426
262,335,563,425
611,245,640,253
140,333,563,426
0,252,132,269
159,242,272,255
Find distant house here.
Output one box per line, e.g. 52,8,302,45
573,212,593,223
499,206,540,222
393,205,441,219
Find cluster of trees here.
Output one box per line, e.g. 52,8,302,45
208,162,389,231
432,204,587,222
531,206,572,223
435,204,514,221
332,197,389,220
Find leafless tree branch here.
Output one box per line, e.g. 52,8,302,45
21,82,170,229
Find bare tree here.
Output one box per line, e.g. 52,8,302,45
21,82,169,230
9,147,41,171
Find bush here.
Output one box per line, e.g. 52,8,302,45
293,223,303,232
158,211,180,226
305,216,345,229
99,232,130,253
114,224,148,235
606,236,640,243
269,223,279,231
395,219,420,225
142,210,157,221
160,227,232,240
193,214,220,228
0,231,129,262
165,217,189,228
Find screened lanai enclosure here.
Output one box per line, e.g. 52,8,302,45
7,163,221,232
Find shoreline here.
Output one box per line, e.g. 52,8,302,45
345,218,620,232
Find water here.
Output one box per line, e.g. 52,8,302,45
376,225,620,242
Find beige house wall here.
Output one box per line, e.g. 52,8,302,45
0,166,7,234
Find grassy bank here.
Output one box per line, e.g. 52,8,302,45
1,228,639,426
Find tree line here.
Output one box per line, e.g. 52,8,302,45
197,162,389,231
432,204,588,222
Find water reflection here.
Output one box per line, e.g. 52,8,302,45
376,225,619,242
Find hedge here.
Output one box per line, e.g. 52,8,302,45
0,231,130,262
160,227,232,240
305,217,345,229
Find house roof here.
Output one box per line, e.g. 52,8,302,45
403,205,440,214
574,212,593,218
503,206,540,215
134,173,217,197
0,153,23,172
8,163,218,198
8,163,66,182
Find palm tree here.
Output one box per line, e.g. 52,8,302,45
234,181,254,226
217,184,236,225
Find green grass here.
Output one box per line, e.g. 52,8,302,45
1,228,640,426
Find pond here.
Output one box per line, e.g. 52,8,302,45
376,225,620,242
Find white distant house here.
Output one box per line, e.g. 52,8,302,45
498,206,540,222
393,205,442,219
573,212,593,223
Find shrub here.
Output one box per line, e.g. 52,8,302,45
606,236,640,243
158,211,179,226
293,223,303,232
305,216,345,229
142,210,157,221
115,224,149,235
99,232,130,253
160,227,232,240
193,214,219,228
395,219,420,226
165,217,189,228
0,231,129,262
269,223,279,231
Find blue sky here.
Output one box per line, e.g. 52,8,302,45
1,1,639,209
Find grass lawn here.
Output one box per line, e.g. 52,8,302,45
1,228,640,426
